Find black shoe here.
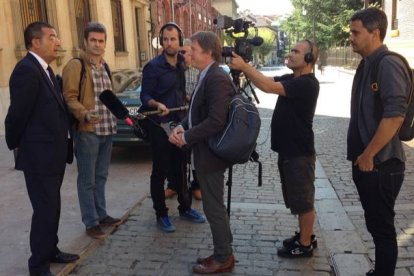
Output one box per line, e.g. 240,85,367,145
99,215,121,226
366,269,376,275
50,251,80,263
30,272,54,276
277,240,313,258
282,231,318,249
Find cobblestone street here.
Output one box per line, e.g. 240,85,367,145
69,108,333,276
1,67,413,276
68,68,414,275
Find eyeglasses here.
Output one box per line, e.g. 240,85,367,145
180,50,187,55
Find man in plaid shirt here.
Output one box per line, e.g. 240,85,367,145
63,22,121,239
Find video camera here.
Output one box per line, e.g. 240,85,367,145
215,15,263,63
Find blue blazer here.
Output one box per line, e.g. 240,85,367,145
5,53,73,173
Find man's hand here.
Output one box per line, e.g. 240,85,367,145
85,110,100,124
169,125,186,148
229,52,248,71
157,102,169,116
354,152,375,172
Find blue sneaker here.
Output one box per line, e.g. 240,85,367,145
157,216,176,233
180,209,206,223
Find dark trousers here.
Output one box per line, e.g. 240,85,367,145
352,159,404,276
168,169,200,190
24,171,64,273
149,124,191,218
197,169,233,262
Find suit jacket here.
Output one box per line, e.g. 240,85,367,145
5,53,73,173
182,62,233,173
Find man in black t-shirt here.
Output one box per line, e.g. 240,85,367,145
230,40,320,258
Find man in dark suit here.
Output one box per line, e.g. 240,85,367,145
169,31,235,274
5,21,79,276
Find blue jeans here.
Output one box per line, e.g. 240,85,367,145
74,131,113,228
352,159,404,276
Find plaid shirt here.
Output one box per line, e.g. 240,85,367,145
185,66,199,98
91,62,117,135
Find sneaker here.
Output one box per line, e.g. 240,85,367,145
366,269,376,276
86,225,106,239
180,208,206,223
164,188,177,198
283,231,318,249
99,215,121,227
157,216,176,233
277,240,313,258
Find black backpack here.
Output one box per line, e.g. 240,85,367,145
208,81,261,164
370,51,414,141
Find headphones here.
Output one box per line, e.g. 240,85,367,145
304,39,315,64
159,22,183,47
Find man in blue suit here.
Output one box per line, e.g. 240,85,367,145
5,22,79,276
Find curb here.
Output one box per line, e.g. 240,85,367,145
56,193,149,276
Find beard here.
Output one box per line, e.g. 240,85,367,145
164,47,178,57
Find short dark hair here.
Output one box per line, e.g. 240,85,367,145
24,21,54,50
84,22,107,40
351,7,388,41
190,31,222,61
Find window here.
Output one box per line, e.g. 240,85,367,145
20,0,48,28
111,0,126,52
74,0,91,49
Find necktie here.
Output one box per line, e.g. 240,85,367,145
47,66,62,101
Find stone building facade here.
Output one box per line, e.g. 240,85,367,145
0,0,151,135
0,0,236,135
383,0,414,66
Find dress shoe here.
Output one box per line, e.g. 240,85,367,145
99,215,121,227
192,189,202,200
164,188,177,198
50,251,80,263
30,271,54,276
86,225,106,239
196,255,214,264
192,254,235,274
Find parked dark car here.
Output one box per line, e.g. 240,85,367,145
112,72,148,146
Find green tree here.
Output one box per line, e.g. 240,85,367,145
253,27,277,62
280,0,363,50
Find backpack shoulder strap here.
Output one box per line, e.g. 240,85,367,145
72,57,85,94
370,50,413,94
103,62,112,81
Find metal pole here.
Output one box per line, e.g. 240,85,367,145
171,0,175,22
189,0,192,35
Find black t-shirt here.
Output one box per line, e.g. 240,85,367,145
271,73,319,157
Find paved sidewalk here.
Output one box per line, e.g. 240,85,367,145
68,109,334,276
0,138,152,276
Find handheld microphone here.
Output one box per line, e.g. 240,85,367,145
99,90,147,138
99,90,129,120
